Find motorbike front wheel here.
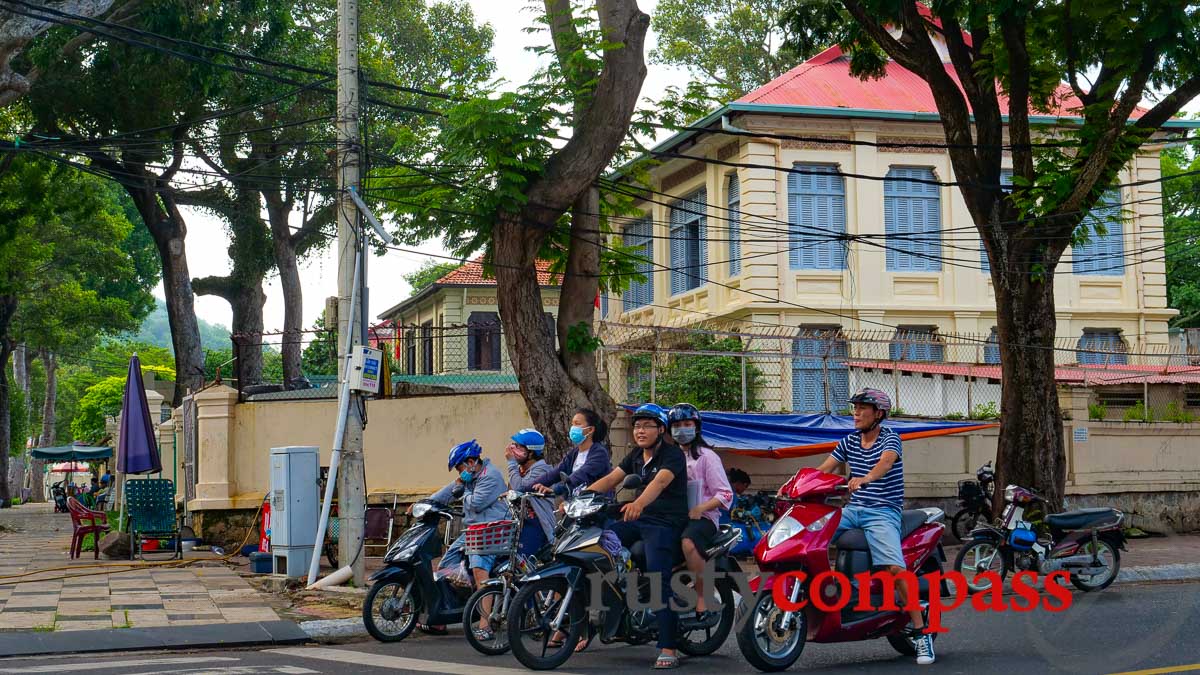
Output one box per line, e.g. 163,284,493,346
679,578,736,657
506,577,587,671
362,579,418,643
954,540,1010,593
735,590,807,672
463,585,510,655
1070,540,1121,592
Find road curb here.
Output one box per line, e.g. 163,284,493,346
1115,563,1200,585
299,617,369,640
0,620,309,658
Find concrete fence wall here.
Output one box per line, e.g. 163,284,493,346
181,385,1200,534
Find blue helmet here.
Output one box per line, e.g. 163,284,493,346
510,428,546,457
631,403,669,428
668,403,702,432
447,439,482,471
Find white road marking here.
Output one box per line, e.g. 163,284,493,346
267,647,585,675
0,657,239,673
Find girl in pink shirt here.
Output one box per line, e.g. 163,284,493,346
668,404,733,624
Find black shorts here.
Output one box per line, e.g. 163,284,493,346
681,518,718,552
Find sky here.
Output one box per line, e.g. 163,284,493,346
174,0,684,336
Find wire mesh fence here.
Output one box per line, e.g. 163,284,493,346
224,320,1200,420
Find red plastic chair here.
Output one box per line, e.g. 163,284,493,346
66,497,111,560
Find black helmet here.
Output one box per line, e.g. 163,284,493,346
668,403,702,433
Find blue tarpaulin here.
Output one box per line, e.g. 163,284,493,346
624,407,995,459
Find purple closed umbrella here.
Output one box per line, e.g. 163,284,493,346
117,354,162,475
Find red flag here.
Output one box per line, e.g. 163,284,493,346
594,291,601,309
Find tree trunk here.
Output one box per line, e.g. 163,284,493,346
268,205,304,387
38,348,56,448
493,213,613,463
993,269,1067,513
232,280,266,387
0,296,15,505
12,343,27,393
133,191,205,406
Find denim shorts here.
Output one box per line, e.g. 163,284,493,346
835,504,905,568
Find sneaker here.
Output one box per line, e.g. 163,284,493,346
913,631,936,665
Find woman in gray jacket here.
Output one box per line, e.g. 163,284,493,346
506,429,555,554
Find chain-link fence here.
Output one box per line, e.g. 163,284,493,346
595,321,1200,419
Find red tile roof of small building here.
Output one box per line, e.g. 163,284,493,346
435,258,557,286
737,43,1149,120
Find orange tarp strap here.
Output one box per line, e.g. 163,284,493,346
724,423,999,460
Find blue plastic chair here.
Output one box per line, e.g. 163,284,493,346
125,478,181,560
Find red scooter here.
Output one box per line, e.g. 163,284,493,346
736,469,948,671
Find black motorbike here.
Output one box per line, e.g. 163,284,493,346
51,481,69,513
504,475,743,670
362,499,470,642
951,461,995,541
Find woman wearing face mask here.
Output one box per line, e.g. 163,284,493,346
533,408,612,497
669,403,733,629
505,429,556,556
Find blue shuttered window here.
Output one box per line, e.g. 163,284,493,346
984,327,1001,364
1077,330,1128,365
622,218,654,311
885,167,942,271
791,329,849,413
981,170,1013,273
727,175,742,276
670,188,708,295
788,164,847,269
889,326,945,362
1072,190,1124,276
600,293,608,319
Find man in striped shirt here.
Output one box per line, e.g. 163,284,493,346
814,388,934,665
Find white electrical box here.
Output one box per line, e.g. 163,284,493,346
349,346,383,394
269,445,319,578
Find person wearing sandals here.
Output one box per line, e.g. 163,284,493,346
586,403,689,670
668,403,734,631
415,439,509,635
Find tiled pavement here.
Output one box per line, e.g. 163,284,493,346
0,503,281,633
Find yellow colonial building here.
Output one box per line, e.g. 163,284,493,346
598,41,1199,412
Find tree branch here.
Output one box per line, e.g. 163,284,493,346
1062,0,1089,103
191,274,236,301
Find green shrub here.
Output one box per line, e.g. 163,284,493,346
890,407,906,417
1163,401,1197,424
944,412,965,420
1122,401,1153,423
969,402,1000,420
1088,402,1108,421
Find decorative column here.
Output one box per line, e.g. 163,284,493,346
192,385,239,509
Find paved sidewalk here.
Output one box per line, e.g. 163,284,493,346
0,503,281,633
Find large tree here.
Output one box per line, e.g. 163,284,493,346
809,1,1200,509
1162,142,1200,328
0,158,145,504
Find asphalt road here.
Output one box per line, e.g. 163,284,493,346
1,581,1198,674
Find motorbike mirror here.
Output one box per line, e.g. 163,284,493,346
622,474,644,491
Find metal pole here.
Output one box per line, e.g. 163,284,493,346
741,355,748,411
307,249,362,587
650,329,657,402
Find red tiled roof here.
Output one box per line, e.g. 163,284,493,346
846,360,1200,385
738,42,1149,120
435,258,557,286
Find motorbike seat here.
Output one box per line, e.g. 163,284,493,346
1045,507,1122,532
835,509,930,551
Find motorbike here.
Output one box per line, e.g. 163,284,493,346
462,489,558,656
950,461,995,541
503,474,744,670
954,483,1126,593
51,481,69,513
728,490,777,556
362,499,470,642
736,468,948,672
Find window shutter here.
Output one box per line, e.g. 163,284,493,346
1073,189,1123,276
696,189,709,282
670,217,686,296
623,218,653,311
984,327,1001,364
789,165,846,270
728,175,741,276
886,167,941,272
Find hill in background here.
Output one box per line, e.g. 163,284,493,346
128,299,230,353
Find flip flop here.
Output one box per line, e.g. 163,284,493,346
473,627,495,642
417,624,448,635
654,653,680,669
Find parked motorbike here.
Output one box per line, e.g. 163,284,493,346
51,481,69,513
736,468,948,672
504,474,743,670
950,461,995,541
462,489,557,656
728,491,777,556
954,484,1125,593
362,499,468,642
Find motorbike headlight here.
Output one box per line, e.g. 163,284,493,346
411,503,432,519
767,516,801,549
565,499,602,519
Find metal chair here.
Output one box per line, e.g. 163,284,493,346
125,478,181,561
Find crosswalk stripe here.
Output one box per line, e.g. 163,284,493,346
0,657,240,673
266,646,585,675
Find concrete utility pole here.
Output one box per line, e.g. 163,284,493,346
335,0,366,586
